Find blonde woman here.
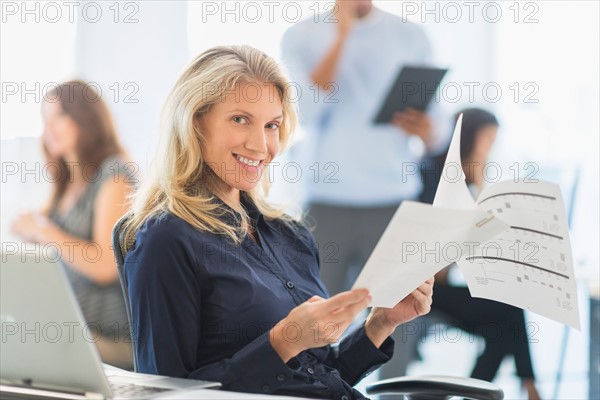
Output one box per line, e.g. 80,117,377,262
122,46,434,399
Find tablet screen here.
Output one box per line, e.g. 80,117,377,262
374,66,448,124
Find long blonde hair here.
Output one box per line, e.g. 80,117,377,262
122,45,300,249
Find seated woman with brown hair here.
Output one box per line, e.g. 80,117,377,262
11,80,135,369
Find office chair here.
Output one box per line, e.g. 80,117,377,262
112,214,504,400
111,213,138,373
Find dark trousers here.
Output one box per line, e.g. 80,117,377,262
307,202,401,297
307,202,536,382
431,285,536,381
379,285,537,381
307,202,419,377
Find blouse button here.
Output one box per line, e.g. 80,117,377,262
286,281,295,289
307,367,314,374
261,384,271,392
276,374,286,381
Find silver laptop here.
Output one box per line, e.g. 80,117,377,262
0,250,221,399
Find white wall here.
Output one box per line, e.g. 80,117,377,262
74,0,189,170
1,1,190,242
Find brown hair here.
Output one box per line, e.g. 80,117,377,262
43,80,126,208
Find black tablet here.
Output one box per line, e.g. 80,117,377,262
373,66,448,124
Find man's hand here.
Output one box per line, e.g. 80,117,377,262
336,1,359,38
365,277,434,347
310,1,360,90
392,108,433,145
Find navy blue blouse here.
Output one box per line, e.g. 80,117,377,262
124,191,394,399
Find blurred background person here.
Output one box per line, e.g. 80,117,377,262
419,107,498,203
281,0,447,380
410,108,542,399
10,80,135,370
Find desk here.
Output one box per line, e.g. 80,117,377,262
103,365,314,400
158,389,314,399
0,366,314,400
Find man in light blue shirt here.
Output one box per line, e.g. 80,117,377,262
282,0,446,206
281,0,447,379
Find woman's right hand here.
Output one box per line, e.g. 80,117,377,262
10,212,55,243
269,288,371,363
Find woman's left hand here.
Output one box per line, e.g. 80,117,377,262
11,212,58,244
365,277,434,346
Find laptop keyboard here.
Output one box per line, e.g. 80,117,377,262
110,381,171,398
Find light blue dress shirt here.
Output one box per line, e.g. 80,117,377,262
281,8,447,207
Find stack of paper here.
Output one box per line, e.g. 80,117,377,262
353,115,580,329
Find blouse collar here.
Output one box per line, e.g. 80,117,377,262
209,191,262,229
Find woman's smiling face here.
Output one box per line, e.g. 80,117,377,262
199,82,283,198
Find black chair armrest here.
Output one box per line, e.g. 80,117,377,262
366,375,504,400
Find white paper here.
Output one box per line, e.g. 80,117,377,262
458,180,580,329
433,114,478,210
353,201,507,307
352,116,580,329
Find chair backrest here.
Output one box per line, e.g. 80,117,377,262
111,213,137,371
